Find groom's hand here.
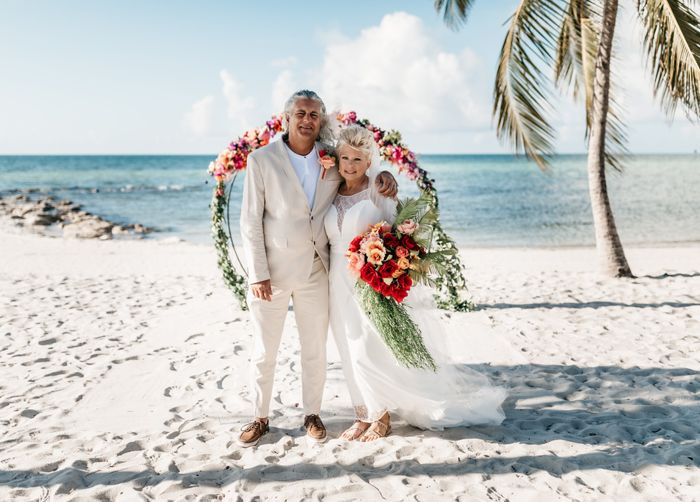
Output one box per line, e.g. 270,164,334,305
376,171,398,199
251,279,272,301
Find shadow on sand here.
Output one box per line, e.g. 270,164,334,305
1,364,698,493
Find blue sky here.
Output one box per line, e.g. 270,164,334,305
1,0,697,154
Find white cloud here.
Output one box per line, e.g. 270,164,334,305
271,69,298,114
182,95,214,136
220,69,255,126
319,12,489,133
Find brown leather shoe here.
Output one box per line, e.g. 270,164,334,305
237,419,269,447
303,414,327,443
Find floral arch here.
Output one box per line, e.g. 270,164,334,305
208,111,474,312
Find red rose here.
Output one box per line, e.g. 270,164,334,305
369,274,383,291
382,232,400,249
378,259,399,279
360,263,375,283
390,284,408,303
319,149,328,157
349,235,363,253
401,235,418,250
398,273,412,291
379,281,392,296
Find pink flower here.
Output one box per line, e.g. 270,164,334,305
346,251,365,277
396,246,409,258
360,233,381,254
397,219,418,235
337,111,358,125
319,156,335,170
258,129,271,145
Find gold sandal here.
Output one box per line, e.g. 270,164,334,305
359,413,391,442
341,420,370,441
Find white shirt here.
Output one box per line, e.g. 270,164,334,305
284,142,320,209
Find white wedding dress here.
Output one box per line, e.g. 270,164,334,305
324,183,506,430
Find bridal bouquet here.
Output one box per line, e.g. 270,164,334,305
346,193,455,371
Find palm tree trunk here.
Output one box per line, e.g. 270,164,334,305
586,0,633,278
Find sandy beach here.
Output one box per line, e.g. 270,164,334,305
1,230,698,501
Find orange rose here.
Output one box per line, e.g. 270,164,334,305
397,257,410,270
367,244,386,265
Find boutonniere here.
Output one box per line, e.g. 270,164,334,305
318,148,337,180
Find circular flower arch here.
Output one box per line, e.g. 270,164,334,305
208,112,474,312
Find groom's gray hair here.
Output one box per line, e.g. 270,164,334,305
283,90,335,144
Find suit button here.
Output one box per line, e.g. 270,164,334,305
311,216,314,220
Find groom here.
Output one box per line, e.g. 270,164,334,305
238,90,397,446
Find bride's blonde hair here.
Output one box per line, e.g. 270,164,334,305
336,125,375,161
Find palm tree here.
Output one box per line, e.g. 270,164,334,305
434,0,700,277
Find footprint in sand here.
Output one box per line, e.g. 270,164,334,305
185,332,204,343
117,440,145,456
164,386,186,398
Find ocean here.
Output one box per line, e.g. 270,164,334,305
1,153,698,247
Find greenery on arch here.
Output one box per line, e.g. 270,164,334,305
208,111,475,312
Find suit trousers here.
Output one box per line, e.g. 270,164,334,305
247,255,329,417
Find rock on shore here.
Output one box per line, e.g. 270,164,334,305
0,192,153,239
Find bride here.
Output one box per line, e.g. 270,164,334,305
324,125,506,441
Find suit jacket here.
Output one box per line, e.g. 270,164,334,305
240,138,342,290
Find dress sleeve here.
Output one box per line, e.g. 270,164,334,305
369,184,398,225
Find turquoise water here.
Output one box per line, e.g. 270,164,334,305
1,153,698,247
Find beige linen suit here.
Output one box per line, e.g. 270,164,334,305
240,138,342,417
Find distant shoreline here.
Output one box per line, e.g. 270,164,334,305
3,154,698,249
0,152,697,157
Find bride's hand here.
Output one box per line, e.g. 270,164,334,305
375,171,398,199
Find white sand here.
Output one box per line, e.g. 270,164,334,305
1,231,699,501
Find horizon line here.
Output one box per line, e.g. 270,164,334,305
0,151,697,157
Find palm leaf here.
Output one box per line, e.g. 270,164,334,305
494,0,565,170
394,193,433,227
434,0,477,29
555,0,628,171
637,0,700,118
555,1,601,107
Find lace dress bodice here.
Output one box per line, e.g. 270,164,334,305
324,186,397,260
332,188,370,233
